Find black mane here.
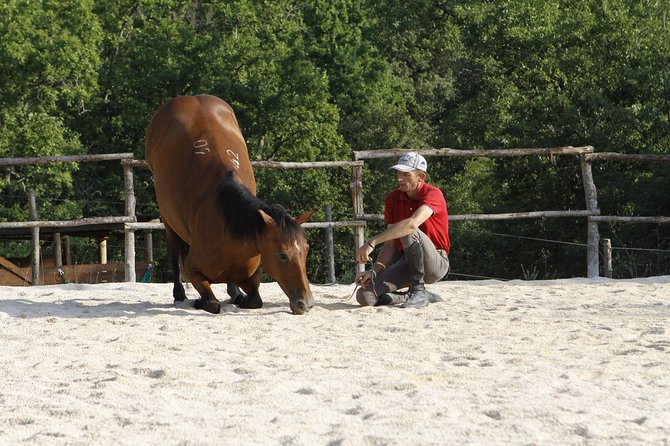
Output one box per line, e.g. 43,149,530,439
217,171,303,243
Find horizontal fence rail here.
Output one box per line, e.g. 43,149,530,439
0,153,135,166
584,152,670,162
125,221,367,231
0,216,134,229
353,146,594,159
361,210,600,222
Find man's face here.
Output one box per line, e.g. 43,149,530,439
396,170,423,193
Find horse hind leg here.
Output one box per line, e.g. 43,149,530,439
164,222,188,302
227,283,247,303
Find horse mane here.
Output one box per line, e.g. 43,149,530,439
217,171,303,244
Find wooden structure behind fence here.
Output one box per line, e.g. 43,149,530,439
1,146,669,284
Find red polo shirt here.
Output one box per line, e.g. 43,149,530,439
384,182,450,254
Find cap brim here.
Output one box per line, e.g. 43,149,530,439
390,164,414,172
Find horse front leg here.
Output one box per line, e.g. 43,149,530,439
188,270,221,314
233,269,263,309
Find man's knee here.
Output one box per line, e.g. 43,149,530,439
356,289,377,306
400,230,422,249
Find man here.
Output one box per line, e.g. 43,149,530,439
355,152,450,308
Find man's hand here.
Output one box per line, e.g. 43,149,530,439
356,242,373,264
355,270,374,287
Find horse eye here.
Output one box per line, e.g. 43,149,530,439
278,253,289,262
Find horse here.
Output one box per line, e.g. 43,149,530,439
145,95,314,315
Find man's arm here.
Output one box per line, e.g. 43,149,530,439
373,225,397,267
355,205,433,264
368,205,433,247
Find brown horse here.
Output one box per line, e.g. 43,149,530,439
145,95,314,314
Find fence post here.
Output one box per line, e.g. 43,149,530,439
28,189,40,285
145,231,154,264
350,163,365,275
324,205,336,283
54,232,62,267
580,155,600,278
99,237,108,264
123,162,137,282
601,238,612,278
63,235,72,265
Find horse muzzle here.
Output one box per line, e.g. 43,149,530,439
289,294,314,315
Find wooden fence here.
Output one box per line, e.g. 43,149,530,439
1,146,669,284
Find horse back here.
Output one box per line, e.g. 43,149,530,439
145,95,255,243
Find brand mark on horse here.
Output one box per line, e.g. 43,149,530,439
193,139,210,155
227,149,241,170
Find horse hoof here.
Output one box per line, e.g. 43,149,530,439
173,284,187,301
231,292,248,305
234,295,263,309
194,299,221,314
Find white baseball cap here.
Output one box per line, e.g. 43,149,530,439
390,152,427,172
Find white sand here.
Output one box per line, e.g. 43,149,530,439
1,277,669,445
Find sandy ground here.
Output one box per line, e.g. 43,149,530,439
1,277,669,445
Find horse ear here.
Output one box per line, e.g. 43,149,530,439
258,209,273,224
294,210,315,225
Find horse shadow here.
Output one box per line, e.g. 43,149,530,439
0,297,359,319
0,297,206,320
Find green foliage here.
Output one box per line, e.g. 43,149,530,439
0,0,102,113
0,0,102,222
437,0,670,279
1,0,668,281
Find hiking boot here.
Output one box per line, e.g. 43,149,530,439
401,288,431,308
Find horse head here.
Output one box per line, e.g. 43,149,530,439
258,209,315,314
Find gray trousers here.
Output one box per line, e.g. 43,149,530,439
356,230,450,306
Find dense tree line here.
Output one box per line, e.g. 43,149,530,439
1,0,668,282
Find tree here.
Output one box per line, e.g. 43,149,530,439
0,0,102,223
